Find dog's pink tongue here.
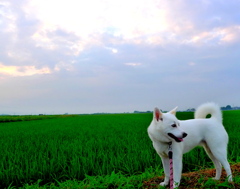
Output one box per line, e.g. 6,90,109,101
178,138,183,142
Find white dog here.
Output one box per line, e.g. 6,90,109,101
147,102,232,188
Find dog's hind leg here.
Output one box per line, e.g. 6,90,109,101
214,153,232,182
218,158,232,182
203,143,222,180
205,143,232,182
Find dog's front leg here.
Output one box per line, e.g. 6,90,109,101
160,156,170,186
172,154,183,188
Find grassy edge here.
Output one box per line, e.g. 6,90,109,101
8,163,240,189
15,166,163,189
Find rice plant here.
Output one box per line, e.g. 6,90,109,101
0,111,239,188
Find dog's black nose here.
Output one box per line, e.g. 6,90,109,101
183,132,188,138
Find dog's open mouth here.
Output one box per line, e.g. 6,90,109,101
168,133,184,142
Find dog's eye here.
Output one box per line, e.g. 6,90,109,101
171,124,177,127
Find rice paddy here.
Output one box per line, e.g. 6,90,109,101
0,110,239,188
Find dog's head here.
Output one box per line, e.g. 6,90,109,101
153,107,187,143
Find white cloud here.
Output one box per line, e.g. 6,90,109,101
7,0,236,63
124,62,142,66
185,25,240,45
31,31,58,50
219,26,240,43
105,47,118,54
0,1,17,33
22,0,186,46
25,0,107,37
0,63,51,77
54,61,75,72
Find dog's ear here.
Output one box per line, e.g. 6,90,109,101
169,106,178,115
154,107,163,121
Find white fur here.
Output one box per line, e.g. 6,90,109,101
147,102,232,188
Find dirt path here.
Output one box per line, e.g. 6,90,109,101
143,163,240,188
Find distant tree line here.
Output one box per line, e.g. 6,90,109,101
220,105,240,110
134,105,240,113
134,111,152,114
186,105,240,112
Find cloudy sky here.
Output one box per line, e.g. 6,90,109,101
0,0,240,115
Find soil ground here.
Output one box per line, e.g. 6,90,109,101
143,163,240,188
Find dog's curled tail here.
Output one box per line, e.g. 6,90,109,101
194,102,222,123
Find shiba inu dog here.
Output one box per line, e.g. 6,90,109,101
147,102,232,188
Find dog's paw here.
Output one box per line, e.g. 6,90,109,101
173,183,180,188
159,182,167,186
227,175,233,182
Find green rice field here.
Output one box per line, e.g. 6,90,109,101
0,111,239,188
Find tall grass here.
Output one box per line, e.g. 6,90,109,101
0,111,239,188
